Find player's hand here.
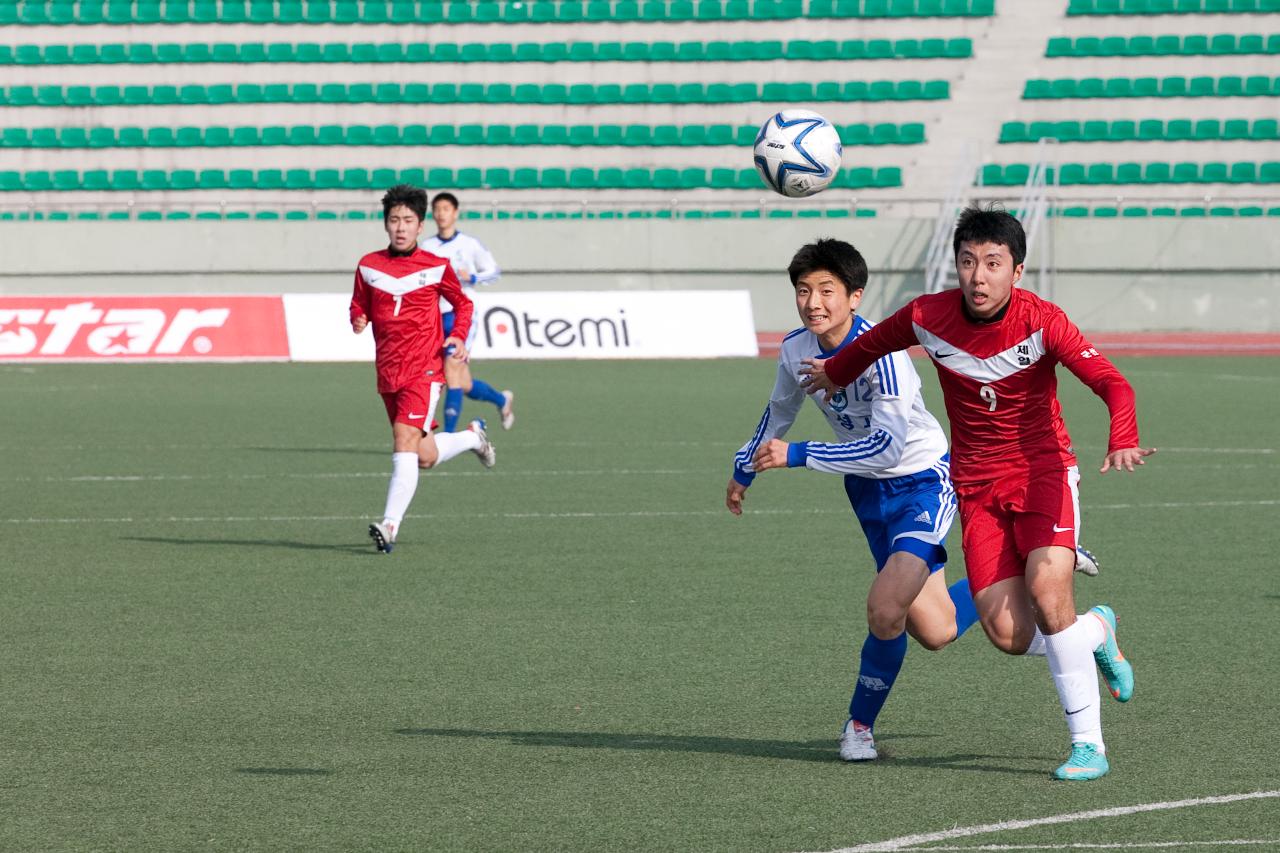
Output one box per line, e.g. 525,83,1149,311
443,336,467,361
752,439,790,472
798,357,838,401
1100,446,1157,473
455,268,471,282
725,479,748,516
352,315,368,333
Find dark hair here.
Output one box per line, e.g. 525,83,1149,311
953,205,1026,266
381,183,427,222
787,238,869,295
431,191,460,210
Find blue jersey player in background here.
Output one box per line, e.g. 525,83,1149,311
421,192,516,433
727,238,1100,761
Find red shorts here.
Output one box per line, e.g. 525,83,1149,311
956,466,1080,593
380,378,442,432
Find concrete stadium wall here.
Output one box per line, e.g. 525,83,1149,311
2,218,1276,332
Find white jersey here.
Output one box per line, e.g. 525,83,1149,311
733,317,949,483
420,231,501,313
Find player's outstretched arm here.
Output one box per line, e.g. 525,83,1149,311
1100,446,1157,473
725,478,748,516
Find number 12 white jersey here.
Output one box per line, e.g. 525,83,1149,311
733,316,949,484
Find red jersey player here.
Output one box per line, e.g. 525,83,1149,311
351,184,496,554
801,207,1155,781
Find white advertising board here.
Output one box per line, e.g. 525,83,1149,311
284,291,757,361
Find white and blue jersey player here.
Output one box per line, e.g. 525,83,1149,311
726,238,980,762
420,191,515,433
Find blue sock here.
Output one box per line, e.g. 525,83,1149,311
443,388,464,432
848,631,907,730
947,578,979,638
466,378,507,409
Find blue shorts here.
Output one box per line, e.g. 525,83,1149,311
843,455,956,573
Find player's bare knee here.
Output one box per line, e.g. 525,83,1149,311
867,603,907,640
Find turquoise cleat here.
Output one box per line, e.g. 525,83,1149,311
1089,605,1134,702
1053,741,1110,781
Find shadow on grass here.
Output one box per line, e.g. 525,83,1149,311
123,536,372,555
236,768,332,776
244,446,385,458
395,728,1049,775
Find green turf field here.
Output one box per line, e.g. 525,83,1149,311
1,357,1277,851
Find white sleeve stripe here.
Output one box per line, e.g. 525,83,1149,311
734,405,771,467
806,432,893,461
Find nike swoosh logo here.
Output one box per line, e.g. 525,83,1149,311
1053,524,1074,533
1065,706,1090,716
407,413,425,419
935,351,956,359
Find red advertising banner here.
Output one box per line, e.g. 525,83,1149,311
0,296,289,361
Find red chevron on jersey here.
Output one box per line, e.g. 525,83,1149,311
822,288,1139,485
349,248,472,393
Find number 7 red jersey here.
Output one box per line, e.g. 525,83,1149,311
823,288,1139,484
349,248,473,393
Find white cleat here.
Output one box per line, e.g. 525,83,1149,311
839,719,878,762
500,390,515,430
469,419,496,468
369,520,396,554
1075,546,1100,577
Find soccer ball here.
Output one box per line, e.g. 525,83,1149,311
752,109,843,198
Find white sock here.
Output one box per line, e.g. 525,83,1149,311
433,430,480,465
381,452,419,528
1043,616,1106,752
1024,628,1047,656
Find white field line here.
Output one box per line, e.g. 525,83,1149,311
913,841,1280,850
804,790,1280,853
3,500,1278,526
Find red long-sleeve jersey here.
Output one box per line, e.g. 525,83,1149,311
349,248,473,393
823,288,1139,484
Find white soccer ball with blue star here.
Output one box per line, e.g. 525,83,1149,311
752,109,843,198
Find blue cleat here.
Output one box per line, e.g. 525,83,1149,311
1053,741,1109,781
1090,605,1133,702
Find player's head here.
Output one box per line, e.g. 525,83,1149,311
953,205,1025,320
787,239,868,338
381,184,427,253
431,192,460,233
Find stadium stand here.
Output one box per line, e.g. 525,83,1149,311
0,0,998,26
0,0,1275,217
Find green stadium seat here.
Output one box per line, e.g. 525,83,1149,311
202,126,230,146
24,171,55,191
283,169,311,189
1193,119,1220,140
1108,120,1135,141
1144,163,1172,183
308,124,337,145
30,128,59,148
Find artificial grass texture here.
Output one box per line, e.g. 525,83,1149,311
0,358,1277,851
